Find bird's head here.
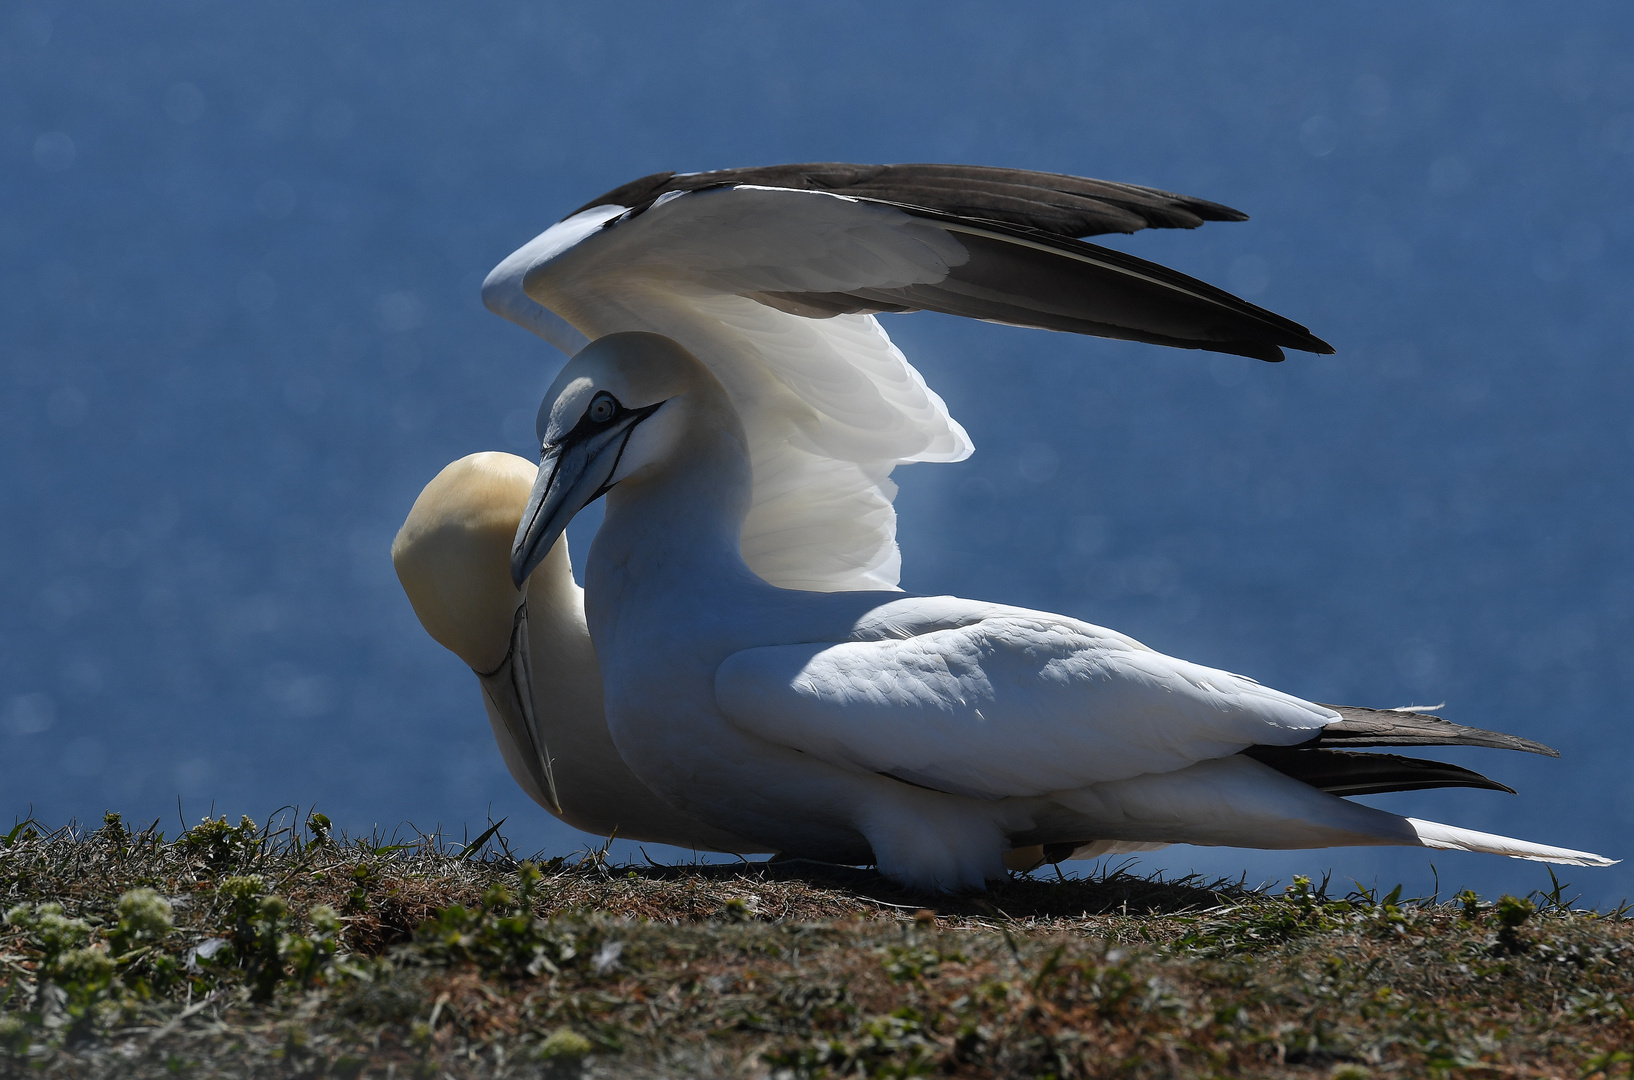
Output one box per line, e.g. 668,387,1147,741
393,451,547,673
511,332,726,587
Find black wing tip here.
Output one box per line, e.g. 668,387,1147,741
568,165,1338,364
1228,341,1286,363
894,215,1336,362
1181,198,1250,224
1244,745,1520,797
1270,334,1333,360
1214,326,1331,362
1203,297,1332,361
1175,323,1332,364
1312,704,1562,758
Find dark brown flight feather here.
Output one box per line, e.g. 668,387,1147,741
745,219,1330,362
572,162,1250,237
559,162,1333,362
1302,705,1558,757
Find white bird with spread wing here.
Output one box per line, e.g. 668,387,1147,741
479,163,1335,592
504,332,1610,890
394,164,1611,884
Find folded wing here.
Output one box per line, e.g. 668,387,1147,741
714,601,1336,800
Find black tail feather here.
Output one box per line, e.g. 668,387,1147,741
1242,746,1516,797
1240,703,1554,798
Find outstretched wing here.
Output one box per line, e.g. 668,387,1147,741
483,164,1332,591
714,600,1336,800
570,163,1255,236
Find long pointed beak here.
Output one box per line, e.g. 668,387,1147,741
477,603,562,814
510,406,657,588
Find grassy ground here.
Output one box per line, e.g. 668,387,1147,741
2,812,1631,1078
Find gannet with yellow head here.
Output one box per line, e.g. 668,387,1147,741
402,162,1342,853
392,450,764,852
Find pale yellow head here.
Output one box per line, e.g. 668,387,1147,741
392,451,567,673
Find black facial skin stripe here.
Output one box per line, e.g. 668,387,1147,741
589,426,639,502
552,391,627,447
586,398,665,499
538,394,665,491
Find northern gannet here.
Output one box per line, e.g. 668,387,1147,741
405,163,1343,851
506,332,1612,892
392,451,765,853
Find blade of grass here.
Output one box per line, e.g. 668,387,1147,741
457,818,507,861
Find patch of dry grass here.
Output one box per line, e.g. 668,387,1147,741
3,811,1631,1078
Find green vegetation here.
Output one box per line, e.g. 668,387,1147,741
1,810,1630,1077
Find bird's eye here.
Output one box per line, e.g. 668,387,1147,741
588,394,618,423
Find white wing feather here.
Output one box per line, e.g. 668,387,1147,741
483,188,975,591
714,600,1336,800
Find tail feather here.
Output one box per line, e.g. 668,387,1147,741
1408,817,1617,867
1242,746,1517,797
